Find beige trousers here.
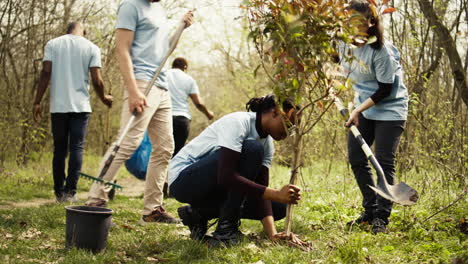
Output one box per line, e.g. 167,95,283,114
87,80,174,215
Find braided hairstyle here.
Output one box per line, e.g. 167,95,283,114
246,94,295,113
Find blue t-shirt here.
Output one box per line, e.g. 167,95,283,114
169,112,275,185
116,0,170,89
167,69,200,119
339,42,408,121
43,34,101,113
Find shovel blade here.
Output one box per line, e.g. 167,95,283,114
369,182,419,206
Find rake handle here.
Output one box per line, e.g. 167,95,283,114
96,21,188,180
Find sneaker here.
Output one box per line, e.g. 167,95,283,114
64,193,79,203
371,218,387,234
347,211,373,226
177,206,209,240
142,206,180,224
85,199,107,208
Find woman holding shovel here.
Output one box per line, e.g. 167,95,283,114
169,95,303,247
339,0,409,234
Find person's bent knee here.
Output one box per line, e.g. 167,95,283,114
241,140,264,163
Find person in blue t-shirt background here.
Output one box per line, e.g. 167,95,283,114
339,0,409,234
32,22,113,203
167,57,214,157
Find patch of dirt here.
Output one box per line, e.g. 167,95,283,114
0,198,56,209
113,177,146,197
0,176,146,210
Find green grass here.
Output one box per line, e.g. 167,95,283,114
0,154,466,263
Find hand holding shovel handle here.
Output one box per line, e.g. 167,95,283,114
331,91,418,206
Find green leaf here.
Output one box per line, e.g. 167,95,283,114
383,245,395,252
292,79,299,89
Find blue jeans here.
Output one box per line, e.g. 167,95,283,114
170,140,286,221
51,113,90,196
348,113,405,220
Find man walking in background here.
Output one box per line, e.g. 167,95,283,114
33,22,113,203
86,0,193,224
168,57,214,157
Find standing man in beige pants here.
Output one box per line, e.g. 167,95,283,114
86,0,193,224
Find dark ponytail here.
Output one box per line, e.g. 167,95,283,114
246,94,296,113
348,0,384,50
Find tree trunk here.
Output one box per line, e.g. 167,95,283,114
418,0,468,107
284,132,303,235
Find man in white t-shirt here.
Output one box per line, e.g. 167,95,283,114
167,57,214,156
32,22,113,203
86,0,193,224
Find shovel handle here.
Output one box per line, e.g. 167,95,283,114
331,92,390,189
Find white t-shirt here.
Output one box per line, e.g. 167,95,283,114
169,112,274,185
167,68,200,119
43,34,101,113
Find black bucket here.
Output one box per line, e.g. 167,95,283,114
65,205,113,253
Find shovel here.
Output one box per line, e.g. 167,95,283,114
80,20,189,187
332,94,419,206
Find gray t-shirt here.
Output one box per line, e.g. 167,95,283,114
43,34,101,113
169,112,275,185
116,0,170,88
339,42,409,121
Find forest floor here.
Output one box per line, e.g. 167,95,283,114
0,153,466,264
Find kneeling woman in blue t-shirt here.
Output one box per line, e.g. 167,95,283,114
340,0,409,234
168,94,301,246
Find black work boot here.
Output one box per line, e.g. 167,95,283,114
178,206,209,241
371,218,388,234
208,208,244,248
347,210,374,226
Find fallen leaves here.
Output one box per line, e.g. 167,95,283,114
20,228,42,239
146,256,168,262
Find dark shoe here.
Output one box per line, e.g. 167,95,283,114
55,192,66,203
371,218,387,234
208,208,244,247
347,211,373,226
178,206,208,240
85,199,107,208
142,206,180,224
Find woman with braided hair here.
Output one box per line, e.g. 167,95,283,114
168,94,301,247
